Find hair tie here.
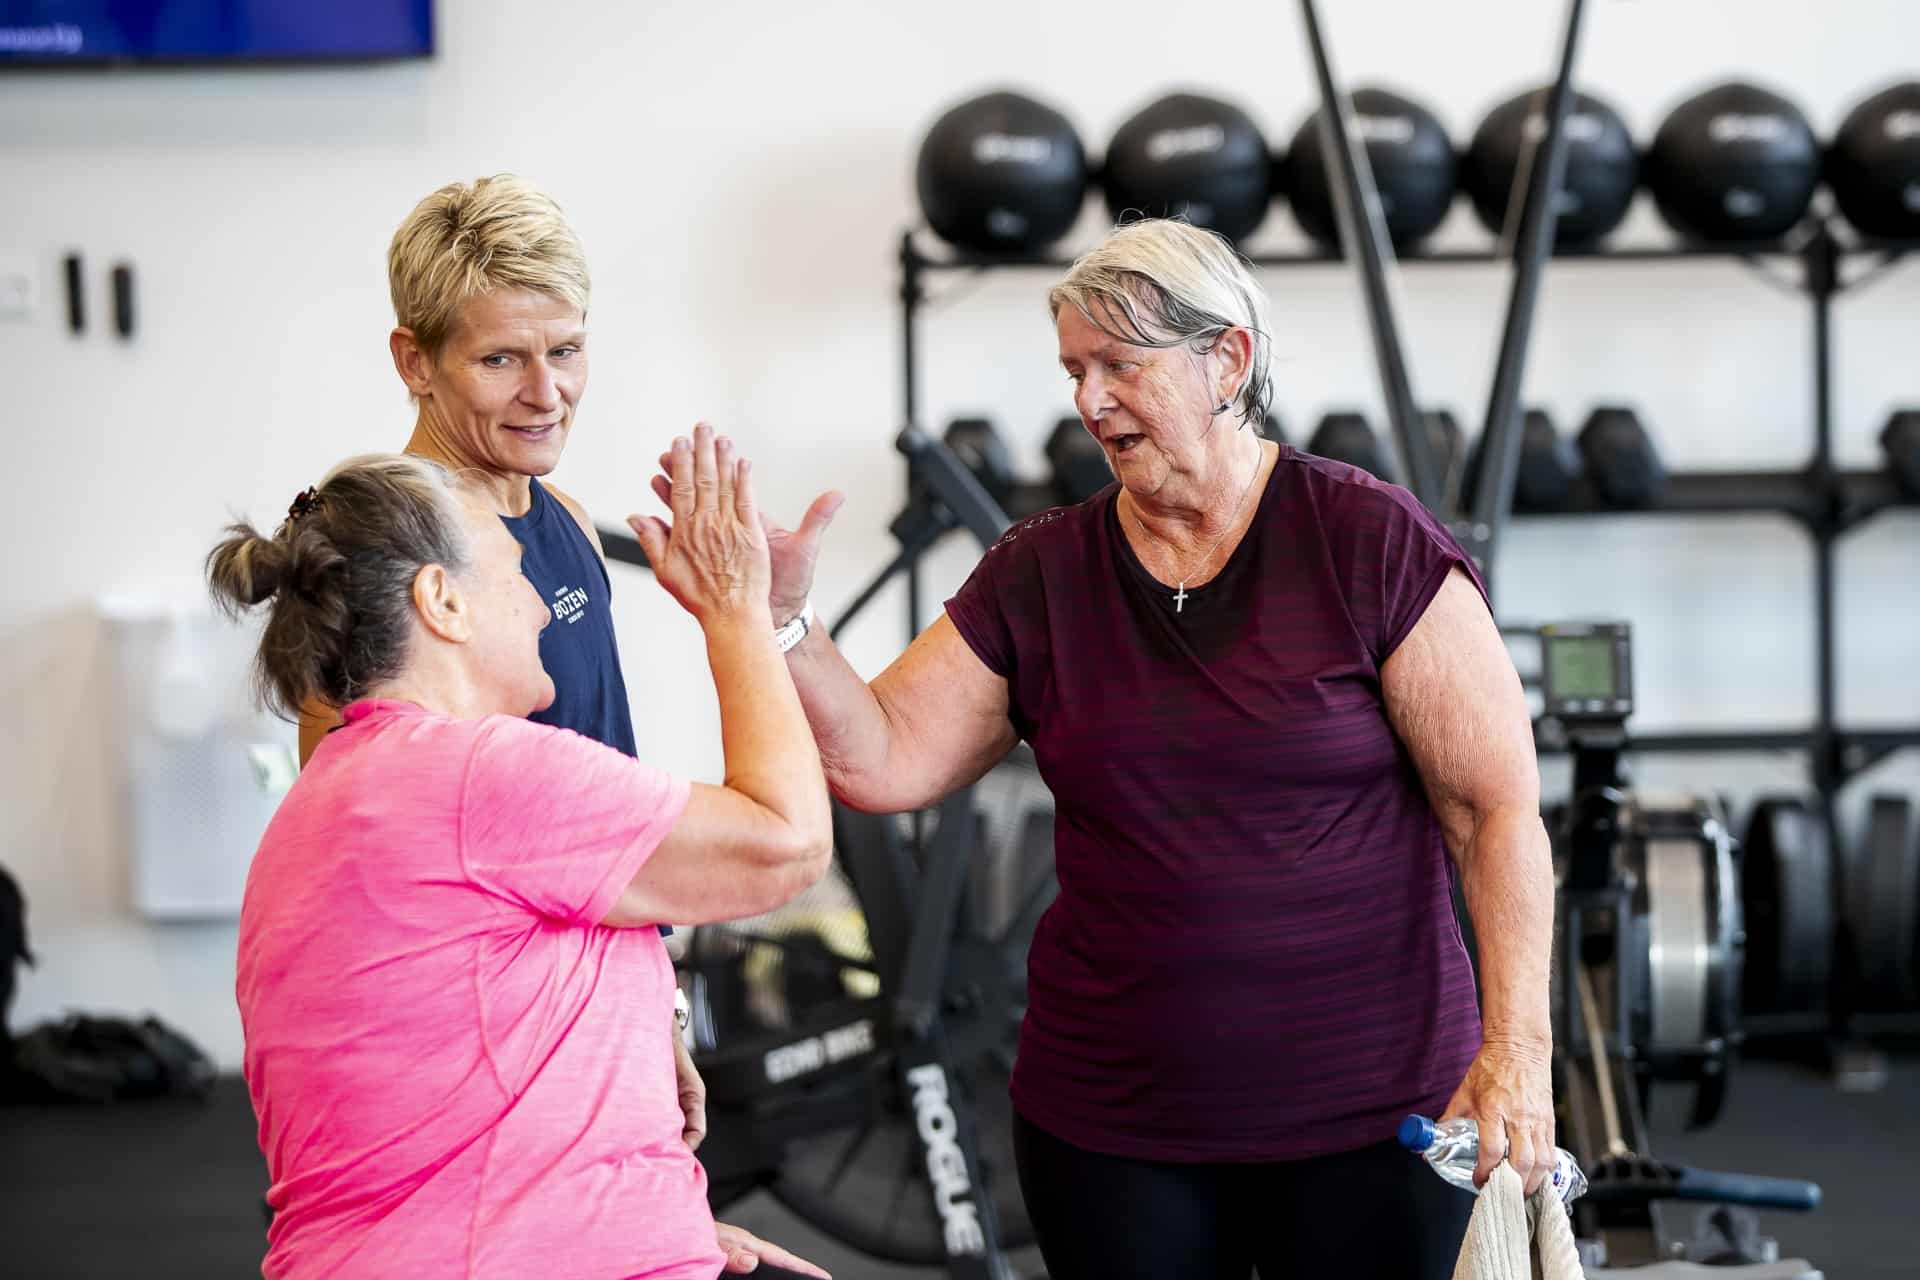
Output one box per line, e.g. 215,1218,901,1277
286,486,324,522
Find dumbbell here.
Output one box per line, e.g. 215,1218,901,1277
1883,409,1920,500
1046,416,1113,503
942,417,1017,505
1850,794,1920,1011
1740,795,1836,1017
944,417,1064,519
1578,406,1669,509
1308,412,1393,482
1305,410,1465,487
1462,409,1583,512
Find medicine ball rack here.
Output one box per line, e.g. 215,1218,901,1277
890,219,1920,1054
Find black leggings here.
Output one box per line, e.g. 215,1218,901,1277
1012,1111,1474,1280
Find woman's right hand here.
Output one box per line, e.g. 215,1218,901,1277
629,423,771,625
653,451,842,626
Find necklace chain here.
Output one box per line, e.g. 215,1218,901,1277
1125,441,1266,613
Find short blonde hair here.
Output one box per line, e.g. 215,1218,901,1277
1048,219,1273,427
387,174,590,353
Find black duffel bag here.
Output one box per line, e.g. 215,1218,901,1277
9,1013,217,1104
0,863,28,1035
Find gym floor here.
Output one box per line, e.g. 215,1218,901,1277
2,1053,1913,1279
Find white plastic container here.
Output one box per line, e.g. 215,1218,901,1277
97,584,296,920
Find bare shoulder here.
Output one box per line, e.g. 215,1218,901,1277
297,697,343,769
542,481,606,558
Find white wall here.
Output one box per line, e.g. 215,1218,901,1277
2,0,1915,1068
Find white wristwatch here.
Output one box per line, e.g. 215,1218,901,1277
673,987,691,1033
773,599,815,654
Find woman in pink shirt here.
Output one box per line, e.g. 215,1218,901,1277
209,429,833,1279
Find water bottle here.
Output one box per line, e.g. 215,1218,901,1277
1398,1115,1588,1207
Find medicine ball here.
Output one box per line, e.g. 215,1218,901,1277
1103,92,1273,243
1643,81,1820,243
1463,88,1638,248
916,90,1089,253
1827,81,1920,240
1285,87,1457,251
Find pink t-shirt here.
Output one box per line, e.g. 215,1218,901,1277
237,699,723,1279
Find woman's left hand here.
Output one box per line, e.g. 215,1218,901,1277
672,1025,707,1151
715,1221,833,1277
1438,1034,1556,1195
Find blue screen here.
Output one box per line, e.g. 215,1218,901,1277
0,1,432,62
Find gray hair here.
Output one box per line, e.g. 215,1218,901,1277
1047,218,1274,427
205,453,473,718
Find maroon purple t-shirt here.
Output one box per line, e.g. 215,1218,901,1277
945,445,1486,1164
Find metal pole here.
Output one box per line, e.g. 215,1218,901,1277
1807,225,1840,844
1295,0,1435,506
901,231,923,433
1467,0,1589,583
1806,221,1886,1089
901,232,926,639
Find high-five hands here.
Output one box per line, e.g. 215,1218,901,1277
650,437,843,625
628,423,772,624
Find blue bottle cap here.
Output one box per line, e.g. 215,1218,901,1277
1398,1115,1436,1151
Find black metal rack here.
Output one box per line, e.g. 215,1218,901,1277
896,220,1920,852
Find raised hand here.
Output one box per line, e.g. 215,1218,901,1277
628,424,770,625
653,450,841,624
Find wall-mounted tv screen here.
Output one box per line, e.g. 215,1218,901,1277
0,2,433,64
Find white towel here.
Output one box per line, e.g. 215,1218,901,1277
1451,1161,1586,1280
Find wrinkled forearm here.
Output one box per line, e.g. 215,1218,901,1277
1456,804,1555,1049
781,623,903,809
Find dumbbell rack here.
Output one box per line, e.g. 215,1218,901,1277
895,218,1920,1052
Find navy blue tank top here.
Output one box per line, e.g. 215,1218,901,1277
501,479,637,757
502,480,667,935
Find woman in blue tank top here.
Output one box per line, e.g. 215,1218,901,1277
384,176,633,762
294,176,631,769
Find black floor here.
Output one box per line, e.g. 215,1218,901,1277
2,1056,1914,1278
3,1075,270,1278
1635,1051,1920,1280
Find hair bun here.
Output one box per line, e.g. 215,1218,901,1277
279,526,347,604
206,523,289,611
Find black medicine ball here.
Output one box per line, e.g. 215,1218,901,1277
916,90,1089,253
1643,81,1820,243
1827,81,1920,240
1463,88,1638,248
1103,92,1273,243
1285,87,1457,251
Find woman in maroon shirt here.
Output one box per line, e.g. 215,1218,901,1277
670,220,1554,1278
